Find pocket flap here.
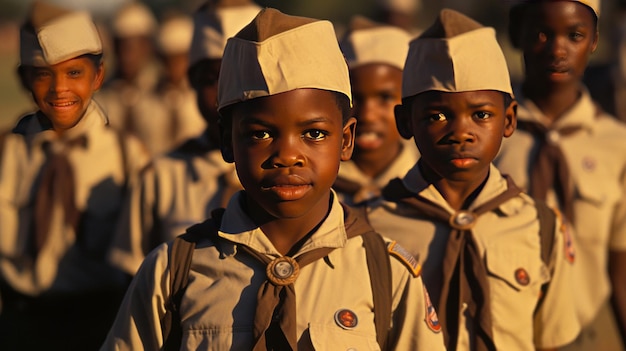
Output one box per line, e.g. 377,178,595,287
309,323,380,351
485,247,549,290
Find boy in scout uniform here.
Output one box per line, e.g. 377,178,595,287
0,2,150,350
495,1,626,349
154,14,206,151
108,0,259,275
366,9,581,350
101,8,446,350
334,16,419,206
96,1,170,155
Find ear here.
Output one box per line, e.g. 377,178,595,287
340,117,356,161
394,104,413,140
93,62,105,91
590,30,599,53
503,99,517,138
219,119,235,163
16,66,32,91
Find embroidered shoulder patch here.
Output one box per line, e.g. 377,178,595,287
423,285,442,333
387,241,421,277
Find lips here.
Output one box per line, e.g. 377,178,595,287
355,130,383,150
261,174,312,201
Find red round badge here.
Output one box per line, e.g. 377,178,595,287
334,309,358,329
514,268,530,286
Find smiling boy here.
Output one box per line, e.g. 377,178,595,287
495,1,626,349
366,9,580,350
0,2,149,350
334,16,419,205
101,8,445,350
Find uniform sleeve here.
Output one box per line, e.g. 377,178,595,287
108,163,159,275
609,167,626,250
386,259,446,350
100,243,171,350
533,214,581,348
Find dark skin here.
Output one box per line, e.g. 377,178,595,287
517,2,626,347
113,36,154,82
221,89,356,254
189,59,221,147
21,56,105,135
350,63,404,178
395,90,516,210
518,1,598,124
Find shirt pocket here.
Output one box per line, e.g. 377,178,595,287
309,323,380,351
183,326,254,350
573,162,621,207
486,246,548,291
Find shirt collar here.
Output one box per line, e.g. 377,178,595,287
217,190,348,258
401,162,520,216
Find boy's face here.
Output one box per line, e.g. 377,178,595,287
520,1,598,87
223,88,356,220
28,56,104,133
397,90,516,183
190,59,221,142
350,63,403,162
163,52,189,86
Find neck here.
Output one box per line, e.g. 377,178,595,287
246,193,333,256
523,80,581,123
353,142,402,178
421,161,489,210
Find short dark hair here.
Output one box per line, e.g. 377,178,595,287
508,2,598,49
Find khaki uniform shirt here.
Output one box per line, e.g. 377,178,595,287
109,139,240,275
367,164,581,350
156,80,206,146
494,89,626,327
97,63,182,156
0,102,150,295
101,192,446,350
335,140,419,206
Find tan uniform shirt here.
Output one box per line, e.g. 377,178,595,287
101,192,446,350
494,89,626,327
0,102,150,295
335,140,419,206
109,139,240,275
156,80,206,146
367,164,581,350
96,63,184,156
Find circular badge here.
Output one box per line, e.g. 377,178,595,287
514,268,530,286
266,256,299,286
334,309,358,330
449,211,476,230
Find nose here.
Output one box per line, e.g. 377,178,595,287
49,74,69,94
547,34,567,60
270,135,305,168
447,116,475,144
354,98,379,123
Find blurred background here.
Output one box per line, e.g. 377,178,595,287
1,0,625,130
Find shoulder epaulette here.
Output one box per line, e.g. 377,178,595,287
387,241,421,277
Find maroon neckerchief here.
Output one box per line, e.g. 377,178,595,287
33,135,87,256
516,120,582,222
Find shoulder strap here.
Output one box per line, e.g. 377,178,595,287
533,199,557,315
161,208,225,351
535,199,556,266
362,230,393,350
349,205,393,349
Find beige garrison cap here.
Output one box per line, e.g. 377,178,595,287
402,8,512,99
19,1,102,67
189,0,261,67
111,2,157,38
217,8,352,111
339,16,412,70
157,16,194,55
